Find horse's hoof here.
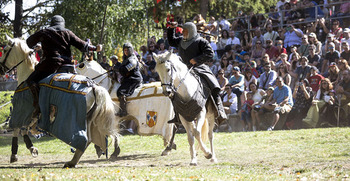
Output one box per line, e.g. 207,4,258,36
210,157,218,163
205,153,212,159
94,146,103,158
109,146,121,161
63,162,76,168
172,143,177,150
10,154,18,163
30,147,38,157
161,149,170,156
189,162,198,166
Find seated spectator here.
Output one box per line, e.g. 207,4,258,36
240,91,254,131
303,0,324,19
264,24,279,43
268,6,280,25
192,14,206,31
308,33,322,56
298,35,310,57
324,33,341,54
209,58,219,76
281,24,303,53
229,66,245,106
219,15,231,31
251,40,266,63
319,18,343,41
227,30,241,46
265,39,279,62
252,28,265,47
258,54,272,74
340,28,350,52
289,56,312,84
282,3,292,23
157,31,170,50
99,56,111,70
231,11,248,33
336,59,350,84
322,42,340,74
305,22,317,35
308,66,324,93
223,45,235,62
243,68,258,91
307,45,321,69
217,30,230,57
248,82,266,131
234,44,246,64
222,84,238,115
241,30,252,52
204,16,218,36
142,54,157,83
259,63,277,90
335,69,350,122
276,40,287,58
326,62,340,85
206,36,218,58
218,55,233,78
157,42,168,55
288,3,305,24
255,86,275,127
341,42,350,63
148,43,158,55
217,69,229,97
139,45,148,61
278,64,291,87
303,78,333,128
332,0,350,26
267,76,294,131
286,78,314,129
274,53,291,71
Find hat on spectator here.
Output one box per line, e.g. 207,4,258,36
310,66,318,72
267,87,274,91
110,55,118,60
327,33,335,38
329,62,337,67
233,66,240,72
328,42,335,48
344,28,350,33
308,33,316,38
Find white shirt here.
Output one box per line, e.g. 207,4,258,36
223,92,238,112
263,31,279,42
219,19,231,31
227,37,241,45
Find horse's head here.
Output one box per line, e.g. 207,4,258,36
154,50,176,97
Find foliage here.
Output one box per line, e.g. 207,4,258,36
0,128,350,179
0,91,13,128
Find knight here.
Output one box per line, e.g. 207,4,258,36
116,43,143,117
26,15,101,118
167,21,227,123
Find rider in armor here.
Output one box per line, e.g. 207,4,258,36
116,43,143,117
26,15,100,118
167,22,227,123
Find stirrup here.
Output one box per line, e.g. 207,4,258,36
167,118,178,124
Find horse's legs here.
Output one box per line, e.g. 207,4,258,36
110,136,121,160
192,111,212,159
161,124,177,156
208,113,217,163
181,119,197,166
63,143,90,168
23,133,38,157
10,129,20,163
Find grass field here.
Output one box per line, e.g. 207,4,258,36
0,127,350,180
0,91,13,128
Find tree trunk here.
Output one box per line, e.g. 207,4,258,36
200,0,208,19
14,0,23,38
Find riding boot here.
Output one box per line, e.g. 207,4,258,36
168,112,180,124
28,82,40,119
117,96,128,117
213,93,227,124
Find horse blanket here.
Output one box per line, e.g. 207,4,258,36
10,73,93,151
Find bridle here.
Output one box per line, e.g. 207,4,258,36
0,42,26,74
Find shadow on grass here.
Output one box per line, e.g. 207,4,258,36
0,135,56,147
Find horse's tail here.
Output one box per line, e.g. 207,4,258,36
90,86,119,138
201,118,209,143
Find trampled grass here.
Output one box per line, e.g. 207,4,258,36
0,128,350,180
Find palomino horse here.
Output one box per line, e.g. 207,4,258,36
76,60,176,156
0,36,120,168
154,51,217,166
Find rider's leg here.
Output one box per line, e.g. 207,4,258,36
117,95,128,117
168,112,180,124
212,88,228,124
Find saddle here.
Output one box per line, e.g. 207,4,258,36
171,71,212,122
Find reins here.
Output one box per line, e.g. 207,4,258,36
91,70,112,80
161,59,193,94
174,65,193,92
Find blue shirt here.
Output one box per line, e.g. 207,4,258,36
229,74,244,91
259,70,277,90
305,1,324,19
273,85,294,106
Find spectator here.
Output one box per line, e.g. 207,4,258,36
289,56,312,84
223,45,235,62
326,62,340,85
252,28,265,47
234,44,246,64
319,18,343,41
110,55,121,82
139,45,148,61
305,22,317,35
99,56,111,70
276,40,288,58
324,33,341,54
217,30,230,56
282,3,292,23
217,69,229,97
219,15,231,31
278,64,291,87
255,86,275,127
218,55,233,78
332,0,350,26
248,82,266,131
206,36,218,58
276,0,287,17
303,0,324,19
147,43,158,55
268,6,280,25
192,14,206,31
335,69,350,121
275,53,291,71
157,31,170,50
264,24,279,43
241,30,252,52
157,42,168,55
340,28,350,52
251,40,266,63
281,24,303,53
307,44,321,68
275,27,285,42
243,68,258,91
288,2,305,24
231,10,248,33
259,63,277,90
240,91,255,131
340,42,350,63
303,78,333,128
322,42,340,74
267,76,293,131
265,39,279,62
298,35,310,57
204,16,218,36
222,84,238,115
308,33,322,56
258,54,271,74
336,59,350,84
308,66,324,93
286,78,313,129
209,59,219,77
229,66,244,96
227,30,241,46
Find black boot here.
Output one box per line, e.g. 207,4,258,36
117,96,128,117
28,82,40,119
168,112,180,124
213,93,227,124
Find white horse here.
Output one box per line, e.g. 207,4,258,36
154,51,217,166
76,60,177,155
0,36,120,168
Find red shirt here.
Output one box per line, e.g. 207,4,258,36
308,74,324,92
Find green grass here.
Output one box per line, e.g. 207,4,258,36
0,128,350,180
0,91,13,127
